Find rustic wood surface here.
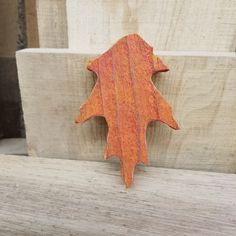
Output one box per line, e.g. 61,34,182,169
32,0,236,51
0,154,236,236
16,49,236,173
67,0,236,52
76,34,179,187
36,0,68,48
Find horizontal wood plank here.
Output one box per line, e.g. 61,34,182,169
16,49,236,173
67,0,236,52
33,0,236,51
0,154,236,236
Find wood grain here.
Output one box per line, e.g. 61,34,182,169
67,0,236,52
0,154,236,236
36,0,68,48
16,49,236,173
76,34,179,187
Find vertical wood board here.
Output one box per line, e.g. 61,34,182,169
67,0,236,52
36,0,68,48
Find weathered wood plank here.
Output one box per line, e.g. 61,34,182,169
0,154,235,236
16,49,236,173
67,0,236,52
36,0,68,47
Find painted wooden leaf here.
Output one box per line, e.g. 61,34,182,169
75,34,179,187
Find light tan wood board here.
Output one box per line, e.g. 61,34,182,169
25,0,39,48
67,0,236,52
0,0,17,57
36,0,68,48
0,154,236,236
16,49,236,173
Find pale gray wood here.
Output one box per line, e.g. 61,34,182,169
16,49,236,173
67,0,236,52
36,0,68,48
0,154,235,236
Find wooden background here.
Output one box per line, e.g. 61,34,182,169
17,49,236,173
5,1,236,234
15,0,236,173
33,0,236,52
67,0,236,52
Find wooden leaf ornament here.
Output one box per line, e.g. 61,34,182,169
75,34,179,187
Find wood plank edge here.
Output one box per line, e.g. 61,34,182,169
16,49,236,58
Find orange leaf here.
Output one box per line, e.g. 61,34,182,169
75,34,179,187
